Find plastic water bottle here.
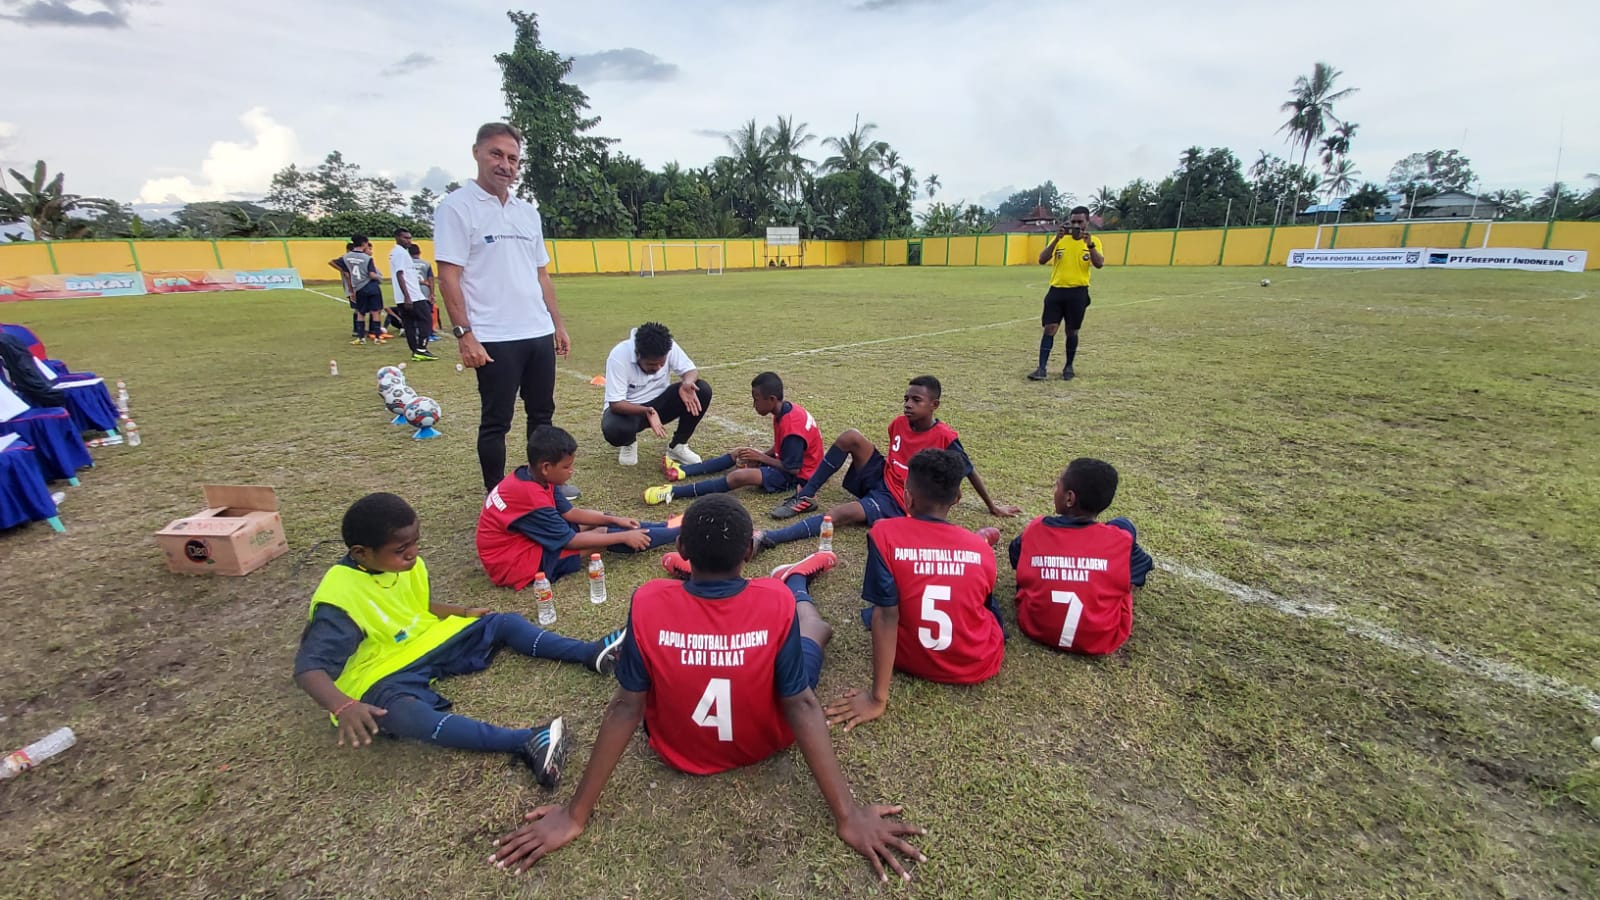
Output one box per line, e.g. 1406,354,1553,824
534,572,556,625
588,554,607,604
1,727,76,779
123,420,141,447
818,515,834,552
329,359,339,376
115,380,129,413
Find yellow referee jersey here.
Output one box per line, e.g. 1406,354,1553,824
1048,235,1096,289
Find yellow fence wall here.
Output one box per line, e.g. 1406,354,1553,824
4,222,1600,282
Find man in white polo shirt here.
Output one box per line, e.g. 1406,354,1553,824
433,122,575,496
388,228,434,362
602,322,713,467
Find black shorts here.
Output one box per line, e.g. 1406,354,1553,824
354,285,384,314
1042,286,1091,329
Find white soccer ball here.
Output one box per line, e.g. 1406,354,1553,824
1260,278,1271,287
383,383,416,414
404,396,442,429
376,366,406,390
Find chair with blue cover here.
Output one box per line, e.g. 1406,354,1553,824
0,433,63,532
0,332,120,434
0,323,74,378
0,379,92,484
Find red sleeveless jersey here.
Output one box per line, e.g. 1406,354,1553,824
1013,518,1133,655
884,417,959,510
630,578,798,775
868,517,1002,684
772,402,823,480
475,474,576,590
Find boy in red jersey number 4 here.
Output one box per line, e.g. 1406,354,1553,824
760,375,1019,550
1009,458,1153,655
489,496,928,883
826,449,1006,730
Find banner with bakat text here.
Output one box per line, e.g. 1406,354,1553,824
143,269,305,293
0,272,145,301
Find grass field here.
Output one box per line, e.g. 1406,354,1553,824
1,264,1597,898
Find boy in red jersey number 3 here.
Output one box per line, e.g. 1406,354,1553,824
490,495,927,882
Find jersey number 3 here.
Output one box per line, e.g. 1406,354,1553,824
692,678,733,741
1052,590,1084,649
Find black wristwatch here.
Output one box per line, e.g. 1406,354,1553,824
452,325,472,339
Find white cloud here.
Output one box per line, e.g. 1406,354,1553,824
137,108,299,203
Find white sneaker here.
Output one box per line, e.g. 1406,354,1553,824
618,442,638,466
666,443,702,465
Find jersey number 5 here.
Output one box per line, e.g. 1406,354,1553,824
918,585,953,651
692,678,733,742
1052,590,1084,649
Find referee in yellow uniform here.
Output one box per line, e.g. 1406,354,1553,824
1030,205,1104,381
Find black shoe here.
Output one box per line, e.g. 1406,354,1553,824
1027,366,1048,381
770,494,817,519
557,483,581,501
750,530,777,557
1061,366,1075,381
591,628,626,676
514,717,570,790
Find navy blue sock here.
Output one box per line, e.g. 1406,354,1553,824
765,514,824,546
683,454,733,477
799,447,848,497
672,476,730,499
786,573,813,604
1038,333,1055,369
1065,333,1079,366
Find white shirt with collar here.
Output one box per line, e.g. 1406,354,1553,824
603,328,696,409
388,243,421,304
432,179,553,343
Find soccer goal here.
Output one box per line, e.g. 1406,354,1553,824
637,243,724,277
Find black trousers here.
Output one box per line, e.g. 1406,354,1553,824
401,302,431,354
601,380,713,447
475,335,557,491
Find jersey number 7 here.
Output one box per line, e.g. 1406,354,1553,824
692,677,733,741
1052,590,1084,649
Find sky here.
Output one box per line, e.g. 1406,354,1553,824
1,0,1595,216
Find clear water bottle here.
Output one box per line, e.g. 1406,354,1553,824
818,515,834,552
588,554,607,604
123,420,141,447
1,726,76,779
115,380,129,413
329,359,339,376
534,572,556,625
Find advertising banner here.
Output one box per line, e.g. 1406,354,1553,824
0,272,146,301
1286,248,1424,268
143,268,305,293
1422,248,1587,272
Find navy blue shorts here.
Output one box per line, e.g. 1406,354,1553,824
354,285,384,314
841,451,903,524
799,636,824,690
363,616,501,713
759,465,799,494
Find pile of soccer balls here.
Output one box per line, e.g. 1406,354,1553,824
377,366,443,439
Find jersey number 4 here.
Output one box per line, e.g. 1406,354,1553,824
1052,590,1084,649
917,585,953,651
692,678,733,742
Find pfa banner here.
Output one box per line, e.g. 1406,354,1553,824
0,272,146,301
1423,248,1587,273
1286,248,1424,269
143,268,305,293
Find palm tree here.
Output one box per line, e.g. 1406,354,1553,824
1318,121,1359,171
765,115,815,202
1321,159,1360,199
722,119,777,231
1090,185,1117,219
1278,62,1359,171
923,173,941,199
0,160,111,240
820,114,885,174
1249,150,1273,183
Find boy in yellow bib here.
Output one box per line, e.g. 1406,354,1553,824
293,492,625,788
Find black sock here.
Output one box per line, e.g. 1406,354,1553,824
1065,333,1079,367
1037,333,1055,370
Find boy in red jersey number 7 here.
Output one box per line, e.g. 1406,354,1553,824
489,495,927,883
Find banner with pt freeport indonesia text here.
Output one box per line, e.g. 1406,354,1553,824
1422,248,1588,272
1286,248,1425,269
0,272,146,301
143,268,305,293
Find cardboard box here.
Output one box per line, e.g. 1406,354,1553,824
156,485,288,576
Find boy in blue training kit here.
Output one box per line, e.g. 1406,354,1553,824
644,371,823,507
294,492,625,789
330,234,388,345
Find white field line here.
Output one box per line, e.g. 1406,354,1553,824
1157,558,1600,718
308,287,351,304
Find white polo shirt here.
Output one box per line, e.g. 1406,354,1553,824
432,179,554,342
603,329,696,409
388,243,421,303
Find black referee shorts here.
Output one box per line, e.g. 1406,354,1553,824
1042,286,1091,329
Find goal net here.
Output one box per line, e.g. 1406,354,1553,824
637,243,724,277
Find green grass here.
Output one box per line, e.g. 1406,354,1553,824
1,265,1597,898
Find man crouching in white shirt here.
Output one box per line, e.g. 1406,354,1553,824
601,322,712,469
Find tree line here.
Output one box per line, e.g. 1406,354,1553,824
3,22,1597,243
